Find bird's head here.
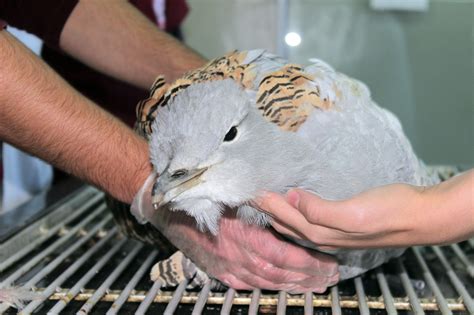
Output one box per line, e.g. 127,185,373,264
149,79,294,233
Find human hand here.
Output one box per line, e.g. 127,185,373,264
131,174,339,293
256,185,426,249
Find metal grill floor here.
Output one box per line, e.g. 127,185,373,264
0,187,473,314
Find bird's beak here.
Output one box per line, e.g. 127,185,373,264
151,167,208,209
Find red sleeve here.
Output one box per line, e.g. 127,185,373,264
165,0,189,31
0,0,78,47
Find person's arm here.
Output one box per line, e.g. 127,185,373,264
0,0,206,87
0,32,339,293
257,170,474,248
60,0,206,89
0,30,150,203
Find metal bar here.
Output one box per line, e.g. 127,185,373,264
77,243,143,315
3,188,471,314
25,288,467,311
354,277,370,315
376,268,398,315
0,214,112,313
106,250,159,315
0,190,103,272
248,288,261,315
21,229,118,315
192,280,211,315
432,246,474,314
330,286,341,315
46,231,123,315
396,259,425,315
163,280,189,315
135,280,162,315
276,291,287,315
25,214,111,289
450,243,474,278
412,247,453,315
220,288,235,315
0,204,106,288
468,238,474,248
304,292,313,315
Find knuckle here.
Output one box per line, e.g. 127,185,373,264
287,286,311,294
230,282,252,290
257,192,278,209
244,259,292,284
329,275,340,286
218,276,232,287
305,209,320,224
218,274,252,290
305,230,321,245
245,255,272,271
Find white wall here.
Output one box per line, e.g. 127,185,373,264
182,0,474,167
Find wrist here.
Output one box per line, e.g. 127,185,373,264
115,135,153,204
128,158,153,203
390,184,429,246
411,182,455,245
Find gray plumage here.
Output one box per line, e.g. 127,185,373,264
144,53,438,280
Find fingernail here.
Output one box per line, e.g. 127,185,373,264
286,190,300,208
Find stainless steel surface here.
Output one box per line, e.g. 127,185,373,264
376,268,397,315
106,250,158,315
0,186,472,314
305,292,314,315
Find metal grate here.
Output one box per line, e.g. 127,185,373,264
0,186,473,314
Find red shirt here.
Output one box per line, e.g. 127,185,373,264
0,0,190,127
0,0,188,45
41,0,190,127
0,0,79,48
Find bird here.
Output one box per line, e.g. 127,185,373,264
109,49,439,287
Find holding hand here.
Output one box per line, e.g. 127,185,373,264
257,170,474,249
132,175,339,293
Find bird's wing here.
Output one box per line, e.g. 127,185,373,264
135,50,262,138
135,49,355,137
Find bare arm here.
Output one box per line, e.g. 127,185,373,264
0,32,339,292
0,31,150,203
60,0,206,89
257,170,474,248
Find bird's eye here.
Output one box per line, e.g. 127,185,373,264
171,169,187,179
224,126,238,142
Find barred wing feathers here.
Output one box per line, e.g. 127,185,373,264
135,49,363,137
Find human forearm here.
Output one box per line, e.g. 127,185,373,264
60,0,206,89
417,170,474,244
0,31,151,203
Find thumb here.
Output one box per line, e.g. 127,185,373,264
287,189,354,229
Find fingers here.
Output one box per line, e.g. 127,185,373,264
219,266,338,293
222,230,340,291
256,191,343,247
259,189,359,234
256,192,312,235
218,273,253,290
289,189,351,230
271,220,303,240
253,234,339,278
